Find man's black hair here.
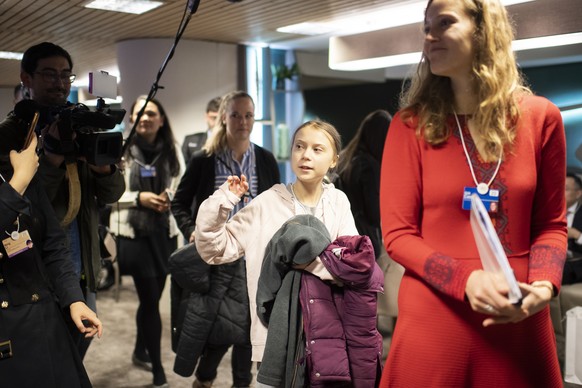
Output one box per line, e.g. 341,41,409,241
206,96,221,113
567,172,582,190
21,42,73,75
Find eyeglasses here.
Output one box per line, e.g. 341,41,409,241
34,71,76,84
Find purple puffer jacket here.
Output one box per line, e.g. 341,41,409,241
300,235,384,388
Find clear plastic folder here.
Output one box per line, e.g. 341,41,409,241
469,194,523,305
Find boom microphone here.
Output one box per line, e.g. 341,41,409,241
187,0,201,13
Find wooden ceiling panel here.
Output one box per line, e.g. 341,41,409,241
0,0,579,87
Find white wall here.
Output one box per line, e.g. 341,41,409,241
116,38,238,147
0,87,14,117
2,39,238,149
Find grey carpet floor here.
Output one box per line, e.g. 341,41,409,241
83,276,250,388
83,276,394,388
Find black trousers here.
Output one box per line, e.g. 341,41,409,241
563,258,582,285
195,342,253,387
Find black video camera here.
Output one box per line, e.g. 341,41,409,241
15,99,126,166
48,102,125,166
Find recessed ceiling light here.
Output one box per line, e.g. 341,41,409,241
277,22,339,36
330,31,582,71
329,52,423,72
84,0,163,15
512,32,582,51
0,51,24,60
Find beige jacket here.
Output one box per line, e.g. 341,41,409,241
195,182,358,361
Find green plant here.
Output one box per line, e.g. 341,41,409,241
271,63,300,80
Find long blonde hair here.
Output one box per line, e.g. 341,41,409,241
401,0,531,160
203,91,254,155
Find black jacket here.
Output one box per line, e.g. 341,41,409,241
0,168,90,387
0,175,83,308
172,252,250,377
568,208,582,258
181,132,208,162
564,207,582,284
336,153,383,258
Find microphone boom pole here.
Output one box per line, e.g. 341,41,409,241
122,0,201,155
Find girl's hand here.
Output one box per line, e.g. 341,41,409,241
69,301,103,338
227,174,249,198
9,136,39,195
139,192,170,213
465,270,527,326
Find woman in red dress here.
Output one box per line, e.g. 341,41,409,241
379,0,566,387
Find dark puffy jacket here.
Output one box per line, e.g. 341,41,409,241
301,235,384,388
172,252,250,377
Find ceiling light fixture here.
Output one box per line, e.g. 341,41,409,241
84,0,163,15
278,0,535,37
330,52,422,72
277,1,425,36
512,31,582,51
0,51,24,60
278,22,338,36
330,31,582,71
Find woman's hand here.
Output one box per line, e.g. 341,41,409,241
9,136,39,195
69,301,103,338
227,174,249,198
139,191,169,213
465,270,527,326
480,281,553,326
516,281,553,316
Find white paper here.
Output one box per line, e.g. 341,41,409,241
469,194,523,304
565,306,582,384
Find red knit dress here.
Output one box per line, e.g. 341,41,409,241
379,95,566,387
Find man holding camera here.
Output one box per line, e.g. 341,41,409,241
0,42,125,359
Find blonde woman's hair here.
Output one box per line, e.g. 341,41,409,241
203,91,254,155
401,0,531,161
